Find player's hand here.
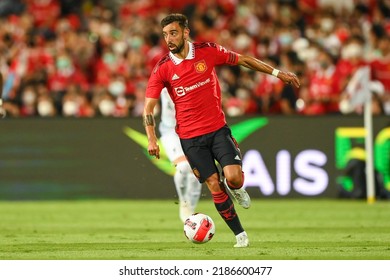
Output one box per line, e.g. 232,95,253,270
0,106,6,118
279,71,300,88
148,141,160,159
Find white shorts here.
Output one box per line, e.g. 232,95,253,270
160,131,185,163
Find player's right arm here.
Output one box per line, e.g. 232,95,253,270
143,97,160,159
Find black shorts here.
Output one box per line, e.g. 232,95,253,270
180,125,242,183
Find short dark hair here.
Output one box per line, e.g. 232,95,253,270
161,13,189,29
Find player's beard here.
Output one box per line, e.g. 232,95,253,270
169,38,185,54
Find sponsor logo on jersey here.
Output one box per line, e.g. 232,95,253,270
174,78,211,97
174,86,185,96
172,73,180,80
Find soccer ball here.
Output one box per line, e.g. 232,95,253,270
183,213,215,244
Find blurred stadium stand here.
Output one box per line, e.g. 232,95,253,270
0,0,389,118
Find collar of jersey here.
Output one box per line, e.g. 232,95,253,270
169,41,194,65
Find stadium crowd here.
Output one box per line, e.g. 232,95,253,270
0,0,389,118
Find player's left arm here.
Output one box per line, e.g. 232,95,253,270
237,54,300,88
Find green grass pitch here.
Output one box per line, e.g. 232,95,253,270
0,199,389,260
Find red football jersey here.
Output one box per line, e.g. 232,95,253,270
146,42,238,139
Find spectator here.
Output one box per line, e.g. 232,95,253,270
370,34,390,115
61,84,94,117
36,82,57,117
301,47,341,115
252,56,284,114
48,50,89,109
27,0,61,31
19,84,38,116
336,35,368,93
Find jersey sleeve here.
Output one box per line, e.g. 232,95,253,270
146,64,165,99
214,43,239,66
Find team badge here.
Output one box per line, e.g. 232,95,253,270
194,60,207,73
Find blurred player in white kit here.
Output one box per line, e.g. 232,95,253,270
158,88,202,222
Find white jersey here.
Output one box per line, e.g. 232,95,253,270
159,88,176,136
159,88,184,162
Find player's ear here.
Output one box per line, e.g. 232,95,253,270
184,27,190,40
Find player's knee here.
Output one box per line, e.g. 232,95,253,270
225,171,244,188
205,173,221,192
176,161,192,174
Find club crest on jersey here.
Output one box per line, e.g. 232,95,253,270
194,60,207,73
